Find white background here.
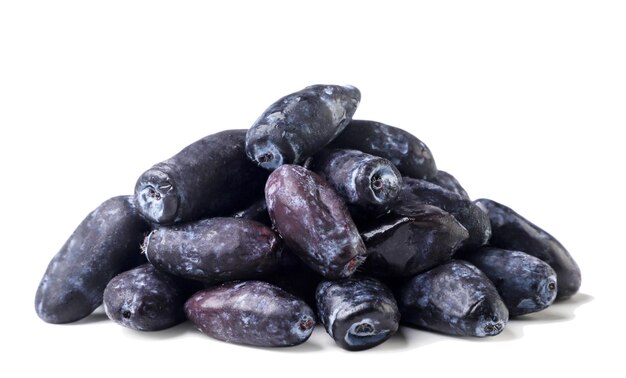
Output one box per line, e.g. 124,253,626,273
1,1,624,377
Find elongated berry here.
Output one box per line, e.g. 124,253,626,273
185,281,316,347
265,165,366,279
35,196,150,324
461,247,557,316
246,84,360,170
397,260,509,337
475,198,581,299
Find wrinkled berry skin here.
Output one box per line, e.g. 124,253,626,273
145,217,281,283
265,165,367,279
328,120,437,179
246,84,360,170
309,149,402,217
185,281,316,347
395,177,490,250
461,248,557,316
427,170,470,200
103,264,191,331
360,204,468,278
397,260,509,337
316,277,400,351
232,198,272,227
475,198,581,300
35,196,150,324
135,130,268,224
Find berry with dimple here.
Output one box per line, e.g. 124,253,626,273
461,247,557,316
35,196,150,324
475,198,581,300
103,264,192,331
135,130,268,225
397,260,509,337
246,84,360,170
316,277,400,351
308,148,402,218
185,281,316,347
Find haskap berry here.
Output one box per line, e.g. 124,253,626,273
35,84,581,351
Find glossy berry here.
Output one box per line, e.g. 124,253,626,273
395,177,491,250
360,204,468,278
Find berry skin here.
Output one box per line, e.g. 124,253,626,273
135,130,268,225
475,198,581,299
104,264,193,331
308,148,402,217
360,204,468,278
35,196,150,324
246,84,360,170
395,177,491,250
185,281,316,347
427,170,470,200
397,260,509,337
316,277,400,351
328,120,437,179
461,247,557,316
144,217,281,283
265,164,366,279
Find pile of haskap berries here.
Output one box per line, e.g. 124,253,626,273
35,85,581,351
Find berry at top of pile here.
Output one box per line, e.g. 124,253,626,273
245,84,361,170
